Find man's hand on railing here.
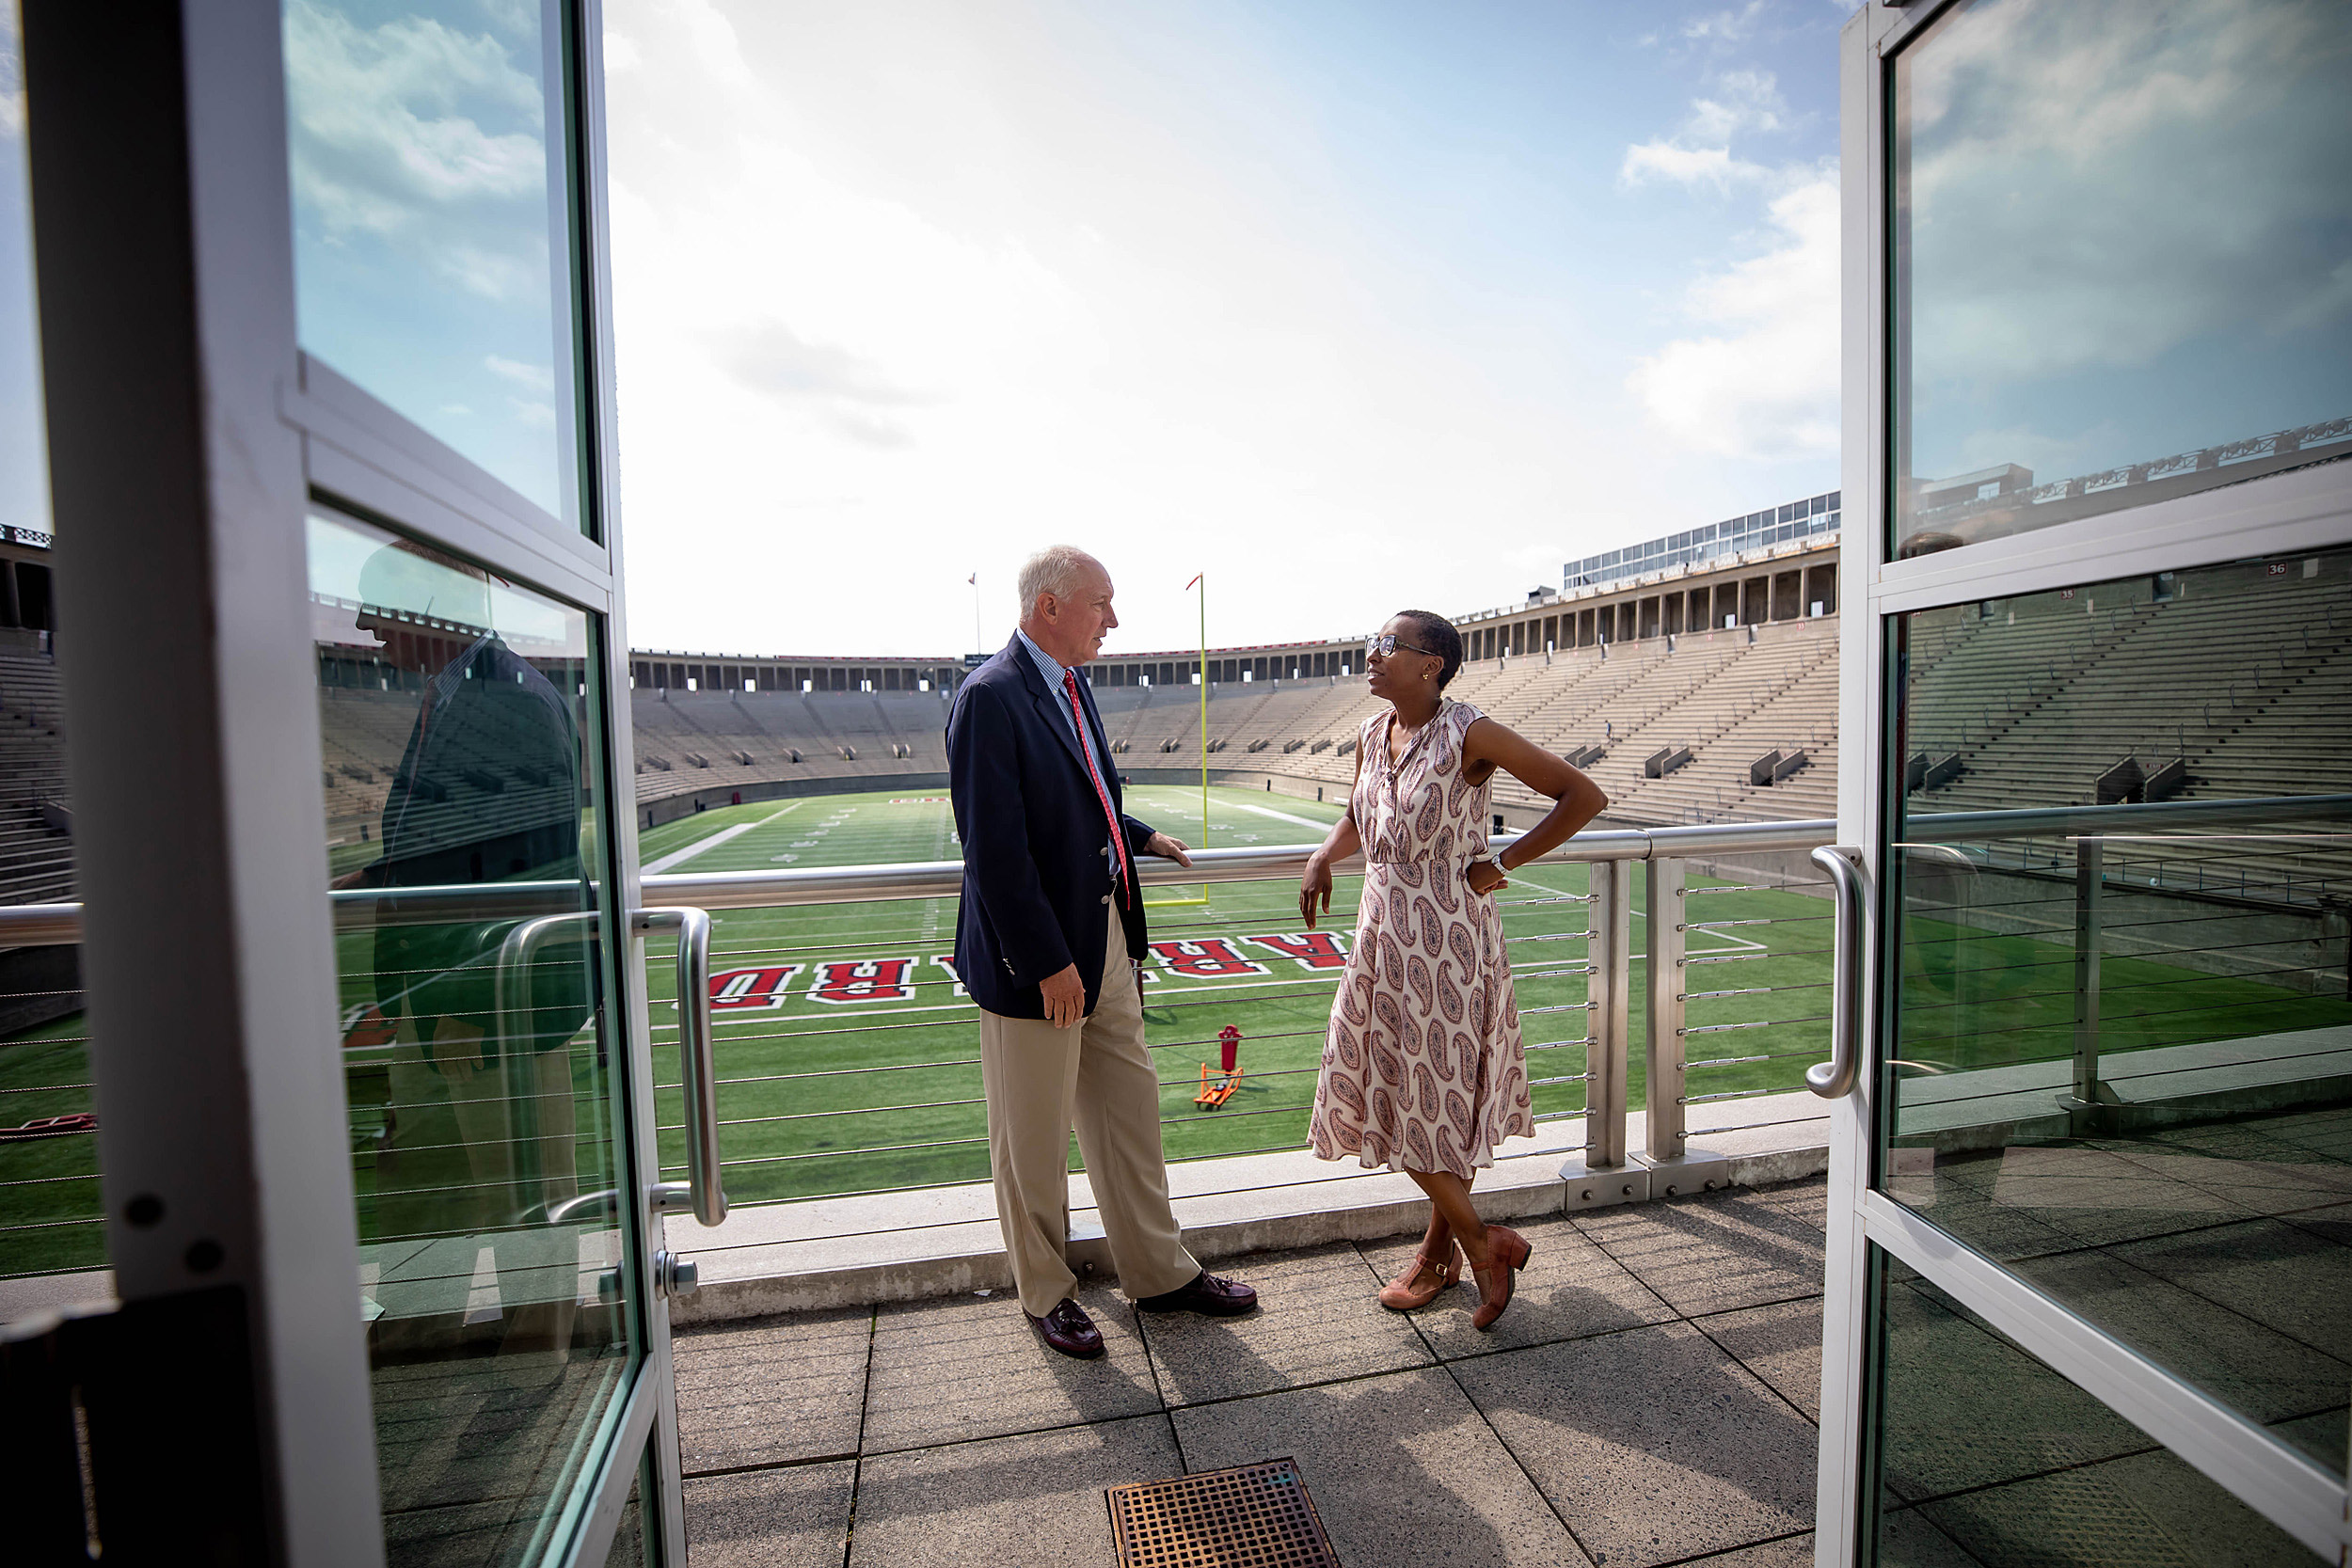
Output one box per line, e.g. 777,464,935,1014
1144,832,1192,867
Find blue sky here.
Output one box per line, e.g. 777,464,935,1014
602,0,1852,655
1,0,1856,655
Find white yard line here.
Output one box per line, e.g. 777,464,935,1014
1233,800,1342,832
1502,867,1768,952
644,800,803,873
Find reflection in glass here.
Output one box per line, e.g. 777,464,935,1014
0,0,49,546
314,509,631,1565
284,0,586,531
1867,1249,2320,1566
1892,0,2352,558
1883,546,2352,1474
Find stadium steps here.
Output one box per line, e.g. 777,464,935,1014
0,651,74,903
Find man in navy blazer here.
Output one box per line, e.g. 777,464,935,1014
948,546,1258,1358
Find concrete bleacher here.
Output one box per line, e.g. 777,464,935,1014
1899,567,2352,898
628,688,955,799
1096,619,1843,828
0,649,74,905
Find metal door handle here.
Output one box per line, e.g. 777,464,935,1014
1805,846,1870,1099
636,906,725,1225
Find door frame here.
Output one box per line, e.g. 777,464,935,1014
24,1,681,1562
1818,5,2352,1564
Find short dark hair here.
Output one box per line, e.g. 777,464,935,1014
1396,610,1463,690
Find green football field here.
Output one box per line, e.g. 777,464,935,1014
7,784,2348,1278
628,783,1832,1207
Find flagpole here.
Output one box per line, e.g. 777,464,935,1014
1194,573,1207,849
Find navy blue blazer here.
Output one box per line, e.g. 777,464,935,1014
947,634,1157,1019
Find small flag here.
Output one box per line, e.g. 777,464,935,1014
967,573,977,585
1184,574,1202,591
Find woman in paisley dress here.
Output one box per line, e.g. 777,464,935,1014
1301,610,1607,1328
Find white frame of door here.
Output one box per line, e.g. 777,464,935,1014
27,1,685,1562
1818,5,2352,1564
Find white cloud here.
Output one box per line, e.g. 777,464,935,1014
1627,171,1840,460
1620,69,1788,189
1621,141,1769,191
1903,0,2352,388
0,7,21,142
485,355,555,392
603,30,644,75
1681,3,1770,44
283,0,548,298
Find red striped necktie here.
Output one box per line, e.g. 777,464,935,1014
1063,671,1135,894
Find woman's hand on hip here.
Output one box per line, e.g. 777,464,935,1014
1298,851,1334,928
1465,859,1509,896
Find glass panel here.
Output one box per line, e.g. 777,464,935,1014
313,508,636,1565
0,0,92,1312
284,0,588,532
1866,1248,2321,1566
1883,546,2352,1473
1892,0,2352,559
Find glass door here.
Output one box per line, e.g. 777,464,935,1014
1820,3,2352,1564
283,1,691,1561
16,0,690,1560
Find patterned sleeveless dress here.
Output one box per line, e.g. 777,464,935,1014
1308,698,1533,1177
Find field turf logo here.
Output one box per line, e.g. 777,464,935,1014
703,931,1349,1012
809,958,919,1005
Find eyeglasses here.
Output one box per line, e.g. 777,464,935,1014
1363,632,1437,659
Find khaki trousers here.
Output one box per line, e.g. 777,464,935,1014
979,904,1200,1317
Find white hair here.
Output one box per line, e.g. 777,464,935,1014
1017,546,1099,616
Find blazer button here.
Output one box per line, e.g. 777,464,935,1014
1101,894,1112,905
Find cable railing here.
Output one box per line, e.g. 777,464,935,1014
11,793,2351,1285
0,818,1841,1280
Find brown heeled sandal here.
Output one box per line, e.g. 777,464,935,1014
1470,1225,1533,1330
1378,1241,1464,1311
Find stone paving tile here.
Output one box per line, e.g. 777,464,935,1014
681,1461,854,1568
1879,1163,2076,1265
1359,1214,1675,1361
1141,1243,1430,1406
1875,1277,2148,1505
1173,1366,1590,1568
1873,1508,1985,1567
849,1415,1179,1568
1916,1445,2316,1568
1450,1322,1815,1568
1679,1532,1815,1568
1573,1185,1825,1316
1694,1296,1824,1423
861,1280,1160,1453
2113,1215,2352,1358
673,1307,869,1472
2010,1247,2352,1431
1727,1178,1828,1233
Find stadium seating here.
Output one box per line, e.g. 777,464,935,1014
0,650,74,905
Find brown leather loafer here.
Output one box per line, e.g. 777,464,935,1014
1026,1298,1106,1359
1134,1270,1258,1317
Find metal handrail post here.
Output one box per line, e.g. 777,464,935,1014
2071,839,2104,1106
1645,856,1688,1161
1583,860,1633,1167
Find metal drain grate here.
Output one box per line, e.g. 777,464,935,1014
1106,1457,1340,1567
